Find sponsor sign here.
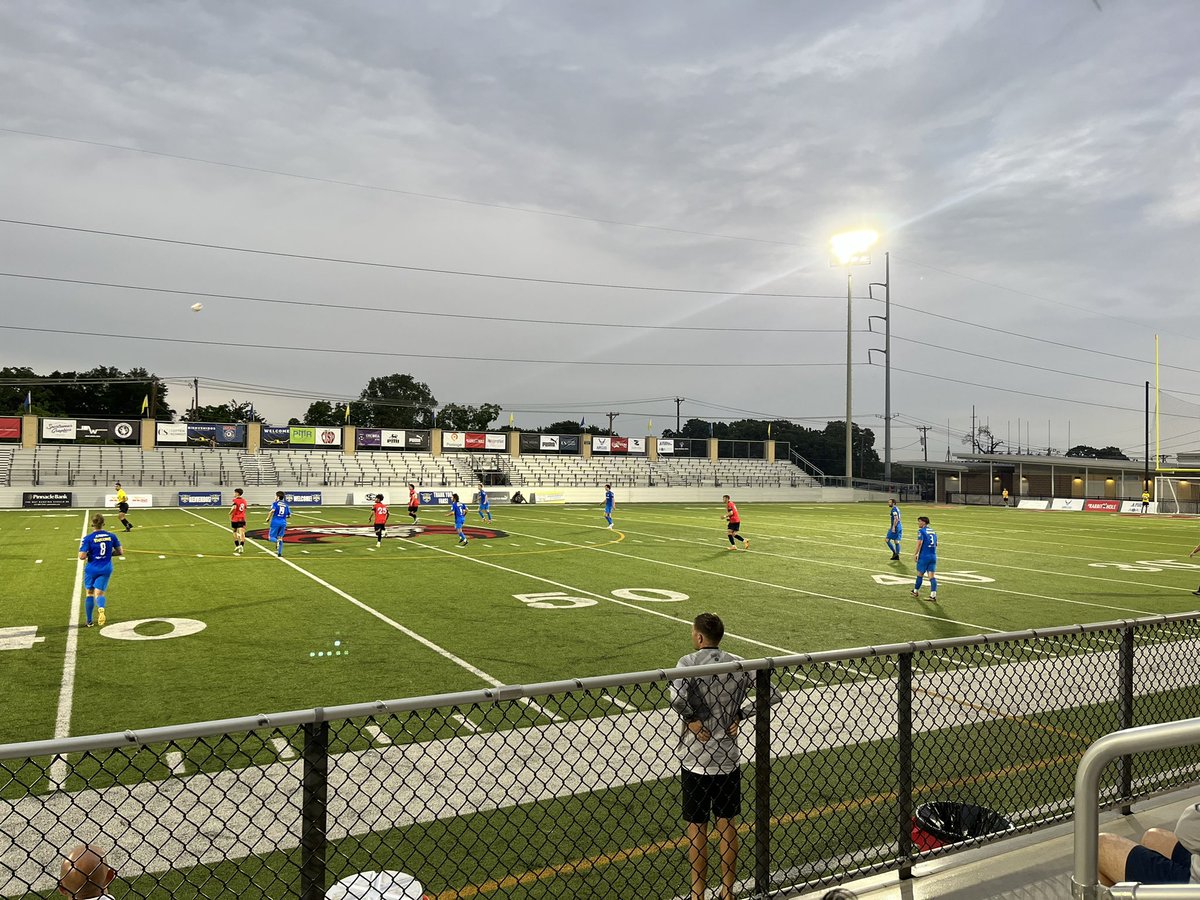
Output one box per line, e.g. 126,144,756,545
285,491,323,506
417,490,455,506
356,428,382,449
540,435,560,451
245,523,506,544
520,433,540,453
186,423,245,446
1049,498,1083,511
0,417,22,440
522,433,579,453
75,418,140,443
485,433,506,451
1083,499,1121,512
105,493,153,508
531,491,567,504
23,491,71,508
381,429,406,448
611,437,629,453
41,418,77,440
178,491,223,507
156,422,188,444
1017,499,1050,510
1120,500,1158,514
559,434,580,454
593,436,611,453
443,431,465,450
353,489,397,505
657,438,675,455
262,426,291,446
464,432,486,450
628,437,645,454
290,426,316,446
475,490,511,503
315,427,342,448
406,430,431,450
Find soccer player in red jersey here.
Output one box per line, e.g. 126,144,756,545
723,494,749,551
370,494,390,547
230,488,248,555
407,483,420,524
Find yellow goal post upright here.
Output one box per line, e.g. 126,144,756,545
1154,335,1200,515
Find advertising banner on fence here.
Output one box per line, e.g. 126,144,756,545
1017,499,1050,510
406,430,431,450
156,422,188,444
593,436,611,453
442,431,465,450
290,426,316,446
628,437,645,454
261,426,290,446
657,439,675,455
356,428,381,449
531,491,567,504
314,427,342,448
41,418,77,440
1049,498,1083,511
353,489,396,505
0,417,22,440
559,434,580,453
77,419,140,443
539,435,559,451
286,491,323,506
611,437,628,453
105,493,153,508
23,491,71,508
178,491,222,507
186,423,246,446
485,433,506,450
464,432,485,449
416,489,455,506
1120,500,1158,514
381,429,406,449
1082,499,1121,512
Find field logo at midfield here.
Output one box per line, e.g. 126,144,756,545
245,524,507,544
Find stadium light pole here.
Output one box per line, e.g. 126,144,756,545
830,230,879,486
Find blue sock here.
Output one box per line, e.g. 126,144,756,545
85,595,94,624
605,514,612,525
930,578,938,593
277,540,283,556
97,596,105,609
914,577,924,591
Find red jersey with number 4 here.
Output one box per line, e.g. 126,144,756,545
372,502,389,524
230,496,248,522
726,500,740,524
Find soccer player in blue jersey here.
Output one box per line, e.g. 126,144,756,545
603,484,615,529
886,499,902,561
911,515,938,601
79,514,123,628
268,491,291,557
477,484,492,522
450,493,469,545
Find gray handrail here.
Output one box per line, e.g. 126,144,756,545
1072,717,1200,900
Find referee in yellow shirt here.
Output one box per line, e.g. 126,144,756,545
114,481,134,532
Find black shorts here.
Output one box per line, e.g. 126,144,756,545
374,522,387,534
727,521,740,533
231,520,246,532
681,768,741,824
1125,841,1192,883
408,505,419,515
118,502,130,514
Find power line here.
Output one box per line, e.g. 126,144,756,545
0,271,848,332
0,127,799,248
0,218,835,300
0,323,863,369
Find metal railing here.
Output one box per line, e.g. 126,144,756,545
1072,719,1200,900
6,613,1200,900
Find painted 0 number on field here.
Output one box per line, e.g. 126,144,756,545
1089,559,1200,573
514,588,690,610
871,571,995,586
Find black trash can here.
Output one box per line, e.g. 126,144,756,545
912,801,1013,850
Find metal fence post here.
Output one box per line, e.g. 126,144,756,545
1119,625,1135,815
301,714,330,900
754,667,772,898
897,652,914,879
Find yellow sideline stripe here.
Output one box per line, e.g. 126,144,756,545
432,751,1081,899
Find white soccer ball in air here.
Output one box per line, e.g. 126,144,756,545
191,303,204,312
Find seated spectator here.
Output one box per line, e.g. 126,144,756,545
1098,801,1200,885
57,844,116,899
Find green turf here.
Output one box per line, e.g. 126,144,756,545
5,501,1200,743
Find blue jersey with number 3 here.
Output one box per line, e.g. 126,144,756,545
916,526,937,560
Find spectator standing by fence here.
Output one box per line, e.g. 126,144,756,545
670,613,780,900
57,844,116,899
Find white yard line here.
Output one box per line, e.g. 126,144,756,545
165,750,187,775
270,737,297,761
49,509,91,790
364,724,392,746
179,509,562,723
450,713,480,733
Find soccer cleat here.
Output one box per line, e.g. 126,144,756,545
742,539,750,550
1192,588,1200,596
85,621,94,628
911,589,919,598
891,553,900,561
929,592,937,601
97,609,106,627
607,523,613,530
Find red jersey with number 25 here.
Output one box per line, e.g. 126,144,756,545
726,500,740,524
230,496,248,522
372,502,389,524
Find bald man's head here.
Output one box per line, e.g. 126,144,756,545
57,845,115,899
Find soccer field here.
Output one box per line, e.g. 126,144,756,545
4,501,1200,746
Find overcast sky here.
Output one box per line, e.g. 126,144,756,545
2,0,1199,461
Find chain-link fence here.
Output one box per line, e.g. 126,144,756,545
4,612,1200,900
